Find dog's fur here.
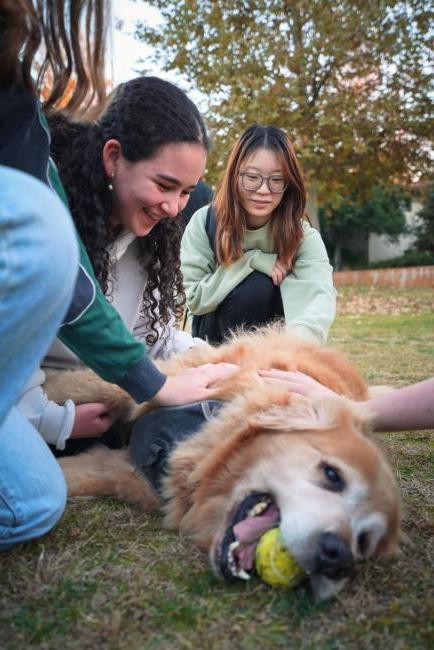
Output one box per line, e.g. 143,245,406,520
45,326,400,601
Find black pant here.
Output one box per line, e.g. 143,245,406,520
53,423,128,457
192,270,284,345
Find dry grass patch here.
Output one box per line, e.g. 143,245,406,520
337,286,434,317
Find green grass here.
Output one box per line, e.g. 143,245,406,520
1,287,433,650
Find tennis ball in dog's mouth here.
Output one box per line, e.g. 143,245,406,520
255,528,306,588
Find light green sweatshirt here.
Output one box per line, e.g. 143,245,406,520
180,206,337,344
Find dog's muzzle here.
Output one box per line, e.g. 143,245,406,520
313,532,355,580
212,493,356,603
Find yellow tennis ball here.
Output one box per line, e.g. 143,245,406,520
255,528,305,588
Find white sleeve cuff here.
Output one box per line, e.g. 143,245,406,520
38,399,76,450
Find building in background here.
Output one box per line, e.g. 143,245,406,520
369,195,422,263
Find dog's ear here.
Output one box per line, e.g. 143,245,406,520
247,394,372,436
247,395,321,433
312,396,372,437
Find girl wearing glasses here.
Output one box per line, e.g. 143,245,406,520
180,124,336,345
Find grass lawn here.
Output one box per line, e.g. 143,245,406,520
1,287,433,650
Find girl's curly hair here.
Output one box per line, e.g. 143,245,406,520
49,76,209,349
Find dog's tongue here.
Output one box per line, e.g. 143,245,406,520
233,503,280,544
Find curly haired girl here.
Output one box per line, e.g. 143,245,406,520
19,76,236,451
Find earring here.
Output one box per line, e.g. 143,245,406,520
108,173,114,191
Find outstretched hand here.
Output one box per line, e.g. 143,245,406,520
150,362,239,407
259,369,337,400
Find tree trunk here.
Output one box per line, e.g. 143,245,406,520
333,242,342,270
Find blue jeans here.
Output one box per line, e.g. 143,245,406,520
0,167,78,550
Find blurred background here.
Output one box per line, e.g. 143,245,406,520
109,0,433,272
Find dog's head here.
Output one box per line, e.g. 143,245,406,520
166,387,400,602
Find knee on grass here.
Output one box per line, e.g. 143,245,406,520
0,463,67,550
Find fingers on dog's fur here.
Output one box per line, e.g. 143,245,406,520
58,447,161,511
161,326,369,402
44,328,369,424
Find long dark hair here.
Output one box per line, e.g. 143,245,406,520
49,76,209,348
0,0,107,114
213,124,306,268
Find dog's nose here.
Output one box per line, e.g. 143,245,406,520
314,532,355,579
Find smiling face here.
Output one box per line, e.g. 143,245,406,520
103,140,207,236
237,147,286,229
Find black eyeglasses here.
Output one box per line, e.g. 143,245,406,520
239,172,287,194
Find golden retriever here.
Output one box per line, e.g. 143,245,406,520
45,326,400,602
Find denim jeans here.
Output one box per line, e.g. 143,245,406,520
0,166,78,550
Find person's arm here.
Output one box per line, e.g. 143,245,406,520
180,207,260,316
279,224,337,344
366,378,434,431
259,370,434,431
17,369,114,449
18,369,75,450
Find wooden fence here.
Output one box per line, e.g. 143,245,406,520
333,265,434,287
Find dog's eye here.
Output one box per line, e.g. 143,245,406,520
321,463,346,492
357,531,370,555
